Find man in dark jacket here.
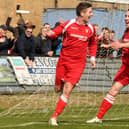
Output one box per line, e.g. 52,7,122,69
16,21,36,67
35,27,53,56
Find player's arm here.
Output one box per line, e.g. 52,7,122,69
101,43,111,49
46,21,68,39
118,42,129,48
90,57,96,70
88,26,97,70
101,40,129,49
46,30,55,37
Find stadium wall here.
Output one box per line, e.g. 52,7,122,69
0,56,129,94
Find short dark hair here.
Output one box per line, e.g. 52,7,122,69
110,30,115,33
76,2,92,16
101,27,109,32
43,23,50,26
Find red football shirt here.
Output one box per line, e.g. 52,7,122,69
51,19,97,63
121,29,129,65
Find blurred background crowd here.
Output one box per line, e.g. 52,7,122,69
0,5,122,67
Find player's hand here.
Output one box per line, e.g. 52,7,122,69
101,44,110,48
109,40,122,50
90,60,96,70
46,30,55,37
55,85,62,93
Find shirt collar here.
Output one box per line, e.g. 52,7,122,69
76,18,88,25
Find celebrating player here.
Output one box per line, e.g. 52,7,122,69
47,2,97,126
87,10,129,123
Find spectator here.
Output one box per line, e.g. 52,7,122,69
97,27,110,57
44,23,51,31
6,10,25,41
5,9,28,54
35,27,53,56
52,22,63,56
0,25,14,54
109,30,115,41
109,30,116,57
54,18,64,27
55,36,62,56
37,23,51,37
15,21,36,67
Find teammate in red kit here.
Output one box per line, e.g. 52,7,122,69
87,10,129,124
47,2,97,126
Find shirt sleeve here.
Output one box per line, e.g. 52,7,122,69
88,25,97,58
49,21,69,39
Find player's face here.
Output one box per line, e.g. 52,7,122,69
81,7,93,23
125,11,129,29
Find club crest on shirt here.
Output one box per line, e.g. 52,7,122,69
85,29,89,33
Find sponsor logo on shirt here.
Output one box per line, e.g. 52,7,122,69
70,33,88,41
71,27,78,30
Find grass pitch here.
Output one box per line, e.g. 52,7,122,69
0,92,129,129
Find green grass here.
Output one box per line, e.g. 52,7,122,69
0,92,129,129
0,108,129,129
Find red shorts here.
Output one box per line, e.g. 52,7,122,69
55,57,86,86
114,63,129,86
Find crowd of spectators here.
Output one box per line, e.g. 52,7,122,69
94,24,122,58
0,8,63,67
0,8,122,67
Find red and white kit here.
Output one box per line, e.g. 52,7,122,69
114,29,129,85
50,19,97,86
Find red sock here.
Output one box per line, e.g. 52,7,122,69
97,93,115,119
51,95,68,118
